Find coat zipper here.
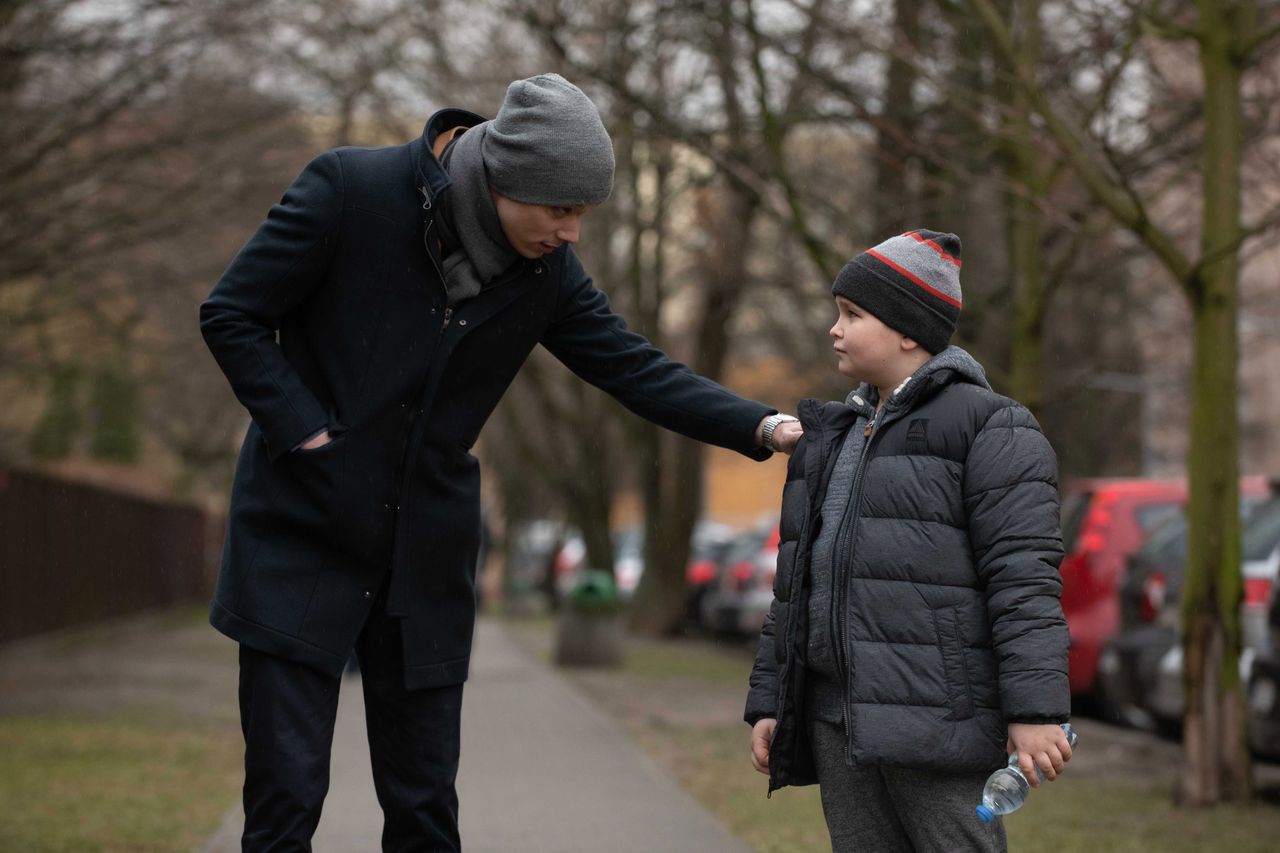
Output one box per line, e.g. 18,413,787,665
833,404,887,765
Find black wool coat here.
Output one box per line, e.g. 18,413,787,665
201,109,774,688
744,361,1069,791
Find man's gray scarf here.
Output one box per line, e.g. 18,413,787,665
436,122,520,306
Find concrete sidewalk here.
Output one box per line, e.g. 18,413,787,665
201,619,751,852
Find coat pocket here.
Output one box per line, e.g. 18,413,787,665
239,560,323,637
931,605,975,721
284,427,349,508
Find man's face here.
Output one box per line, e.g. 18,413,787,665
829,295,909,381
492,192,594,259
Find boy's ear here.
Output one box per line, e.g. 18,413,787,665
900,335,922,352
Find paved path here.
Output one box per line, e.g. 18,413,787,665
201,619,750,852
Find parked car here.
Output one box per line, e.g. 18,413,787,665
1059,479,1190,700
1099,483,1280,733
1244,492,1280,759
506,519,574,604
1248,584,1280,760
551,528,588,601
684,522,738,626
1095,503,1205,727
612,527,645,599
552,528,644,600
699,523,778,636
554,520,738,612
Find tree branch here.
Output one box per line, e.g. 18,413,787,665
1194,196,1280,272
741,0,843,279
1137,11,1203,44
965,0,1195,287
1239,20,1280,60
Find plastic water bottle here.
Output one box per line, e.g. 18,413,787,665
975,723,1078,823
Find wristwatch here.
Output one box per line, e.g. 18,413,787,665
761,414,797,452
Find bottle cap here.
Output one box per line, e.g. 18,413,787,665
975,804,995,823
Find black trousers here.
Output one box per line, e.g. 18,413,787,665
238,588,464,853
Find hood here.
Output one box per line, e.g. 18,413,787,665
847,345,991,412
798,346,990,435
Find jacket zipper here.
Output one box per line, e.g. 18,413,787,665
832,404,889,765
831,411,874,680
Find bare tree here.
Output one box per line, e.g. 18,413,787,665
0,1,317,479
969,0,1280,805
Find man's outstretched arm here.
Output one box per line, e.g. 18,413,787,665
542,247,801,457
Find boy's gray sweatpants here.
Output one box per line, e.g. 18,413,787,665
809,718,1007,853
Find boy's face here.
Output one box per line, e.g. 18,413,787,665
829,295,913,382
492,191,595,259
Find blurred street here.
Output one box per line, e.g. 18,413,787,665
4,605,1280,851
198,618,749,853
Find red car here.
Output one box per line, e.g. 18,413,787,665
1059,479,1188,697
1059,476,1270,699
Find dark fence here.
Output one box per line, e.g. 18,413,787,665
0,466,223,643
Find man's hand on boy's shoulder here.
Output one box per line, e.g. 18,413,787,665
1007,722,1073,788
756,414,803,455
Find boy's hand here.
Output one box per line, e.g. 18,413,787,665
750,718,777,774
1007,723,1072,788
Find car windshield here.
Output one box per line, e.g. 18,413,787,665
1132,495,1264,565
1136,513,1188,563
1134,502,1182,535
1243,498,1280,562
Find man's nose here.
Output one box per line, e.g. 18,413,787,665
556,215,582,244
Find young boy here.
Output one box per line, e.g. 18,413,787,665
744,230,1072,852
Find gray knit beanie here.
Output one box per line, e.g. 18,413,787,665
481,73,615,206
831,229,963,354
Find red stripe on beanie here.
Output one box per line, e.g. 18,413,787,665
902,231,962,267
866,249,963,308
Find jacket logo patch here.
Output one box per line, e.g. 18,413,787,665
907,418,929,452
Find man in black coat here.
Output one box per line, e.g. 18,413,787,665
201,73,802,851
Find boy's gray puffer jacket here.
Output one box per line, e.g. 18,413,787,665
745,347,1069,792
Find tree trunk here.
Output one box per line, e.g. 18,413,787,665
1179,0,1250,805
630,1,761,635
630,432,705,635
966,0,1265,806
629,188,760,636
873,0,919,236
999,0,1047,416
1006,189,1045,414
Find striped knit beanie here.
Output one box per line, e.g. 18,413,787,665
831,229,963,354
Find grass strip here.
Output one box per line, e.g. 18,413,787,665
0,712,241,853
